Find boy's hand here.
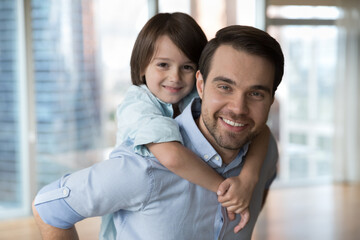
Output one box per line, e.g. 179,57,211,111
226,208,250,233
217,173,258,232
217,176,255,213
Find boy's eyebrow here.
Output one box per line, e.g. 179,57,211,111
153,57,196,65
152,57,171,61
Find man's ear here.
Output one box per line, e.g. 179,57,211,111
196,70,204,99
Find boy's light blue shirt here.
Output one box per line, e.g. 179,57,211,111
116,84,198,156
34,98,278,240
101,84,197,239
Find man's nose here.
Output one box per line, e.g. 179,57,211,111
228,95,249,115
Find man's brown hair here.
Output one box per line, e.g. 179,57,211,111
199,25,284,96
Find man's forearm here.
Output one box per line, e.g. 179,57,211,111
32,201,79,240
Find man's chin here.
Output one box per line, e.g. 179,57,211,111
225,131,256,147
215,136,250,150
224,142,249,150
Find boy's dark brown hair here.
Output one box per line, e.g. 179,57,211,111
199,25,284,97
130,12,207,85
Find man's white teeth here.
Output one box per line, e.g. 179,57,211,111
223,118,245,127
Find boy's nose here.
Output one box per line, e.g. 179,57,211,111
169,69,180,82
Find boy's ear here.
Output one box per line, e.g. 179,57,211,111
196,70,205,99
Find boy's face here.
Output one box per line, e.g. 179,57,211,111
196,45,275,160
143,35,197,105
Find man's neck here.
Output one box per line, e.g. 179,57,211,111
217,149,241,165
195,117,241,165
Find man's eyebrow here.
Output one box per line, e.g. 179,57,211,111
213,77,272,94
212,76,236,85
251,85,272,94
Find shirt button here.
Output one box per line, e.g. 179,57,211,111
204,154,209,159
62,188,68,196
215,156,220,161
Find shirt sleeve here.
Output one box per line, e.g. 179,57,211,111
33,178,85,229
116,85,183,157
34,147,154,229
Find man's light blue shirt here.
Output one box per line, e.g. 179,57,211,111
34,98,278,240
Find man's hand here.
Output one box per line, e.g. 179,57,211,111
32,201,79,240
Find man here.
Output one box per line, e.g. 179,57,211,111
32,25,284,239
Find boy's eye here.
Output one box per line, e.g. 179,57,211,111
157,62,168,68
183,65,195,71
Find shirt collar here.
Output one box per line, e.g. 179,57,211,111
140,84,199,117
139,84,174,117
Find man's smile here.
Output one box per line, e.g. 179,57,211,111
221,117,246,127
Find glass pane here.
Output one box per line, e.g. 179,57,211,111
0,0,23,216
269,25,337,123
31,0,102,189
289,154,308,179
159,0,190,13
96,0,149,148
289,133,307,145
316,36,337,122
268,25,337,183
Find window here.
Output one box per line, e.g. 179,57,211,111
266,0,339,184
0,0,29,219
0,0,155,220
97,0,150,148
31,0,103,189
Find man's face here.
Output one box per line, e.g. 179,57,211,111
196,44,275,160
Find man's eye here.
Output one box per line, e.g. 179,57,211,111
219,85,230,91
249,92,264,98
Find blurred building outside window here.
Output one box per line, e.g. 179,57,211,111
0,0,25,218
